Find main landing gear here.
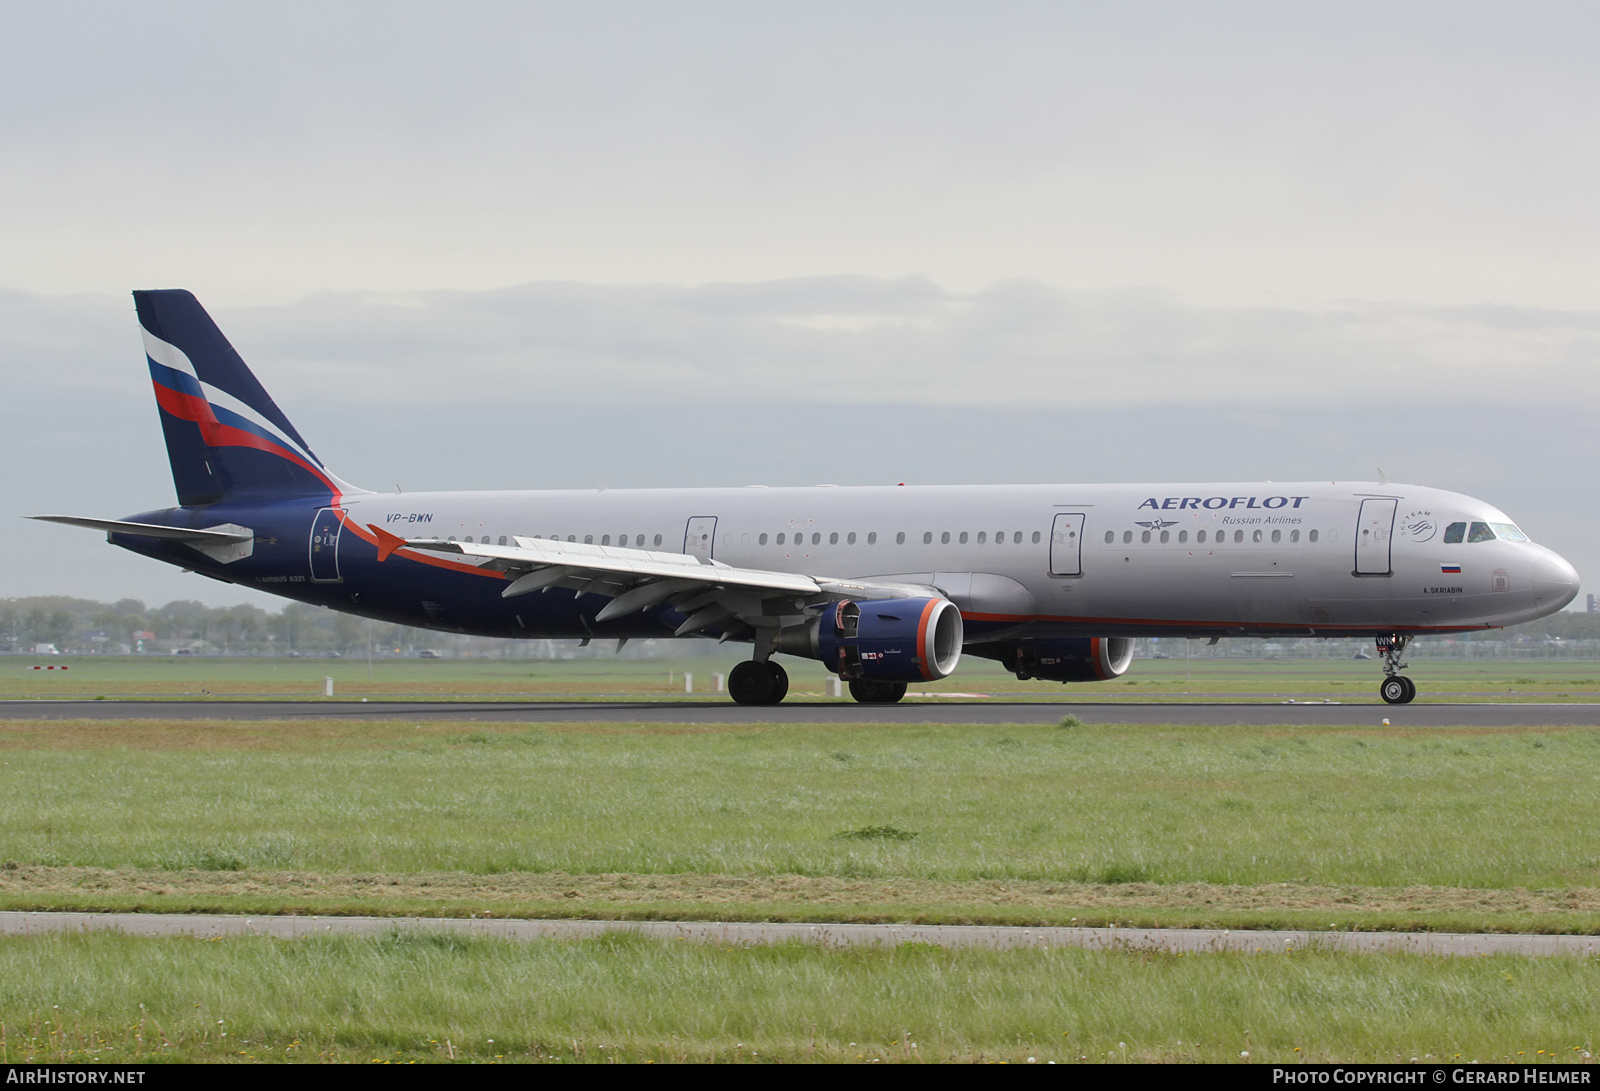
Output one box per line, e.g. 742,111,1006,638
1377,634,1416,705
727,660,909,705
848,679,907,704
729,660,790,706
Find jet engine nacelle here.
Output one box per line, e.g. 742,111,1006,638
776,597,963,682
992,637,1134,683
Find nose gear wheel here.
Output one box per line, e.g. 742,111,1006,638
1376,634,1416,704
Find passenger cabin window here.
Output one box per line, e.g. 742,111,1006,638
896,532,905,544
1103,531,1112,544
1141,530,1151,543
1122,530,1133,544
867,532,876,544
1178,530,1188,543
1197,530,1207,543
1032,531,1041,544
1308,530,1318,543
923,532,933,544
1444,522,1466,544
653,534,663,546
941,531,951,544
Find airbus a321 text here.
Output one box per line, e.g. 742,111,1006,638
35,291,1581,706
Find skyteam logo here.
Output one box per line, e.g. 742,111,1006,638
1398,509,1437,542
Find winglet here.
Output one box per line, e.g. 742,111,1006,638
369,524,407,562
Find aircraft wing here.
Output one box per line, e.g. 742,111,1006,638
369,525,935,637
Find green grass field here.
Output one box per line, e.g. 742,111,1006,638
6,652,1600,702
3,932,1596,1064
3,661,1598,1063
3,716,1599,929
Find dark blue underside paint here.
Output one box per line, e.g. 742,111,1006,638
111,502,682,640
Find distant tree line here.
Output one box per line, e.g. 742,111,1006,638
0,597,540,658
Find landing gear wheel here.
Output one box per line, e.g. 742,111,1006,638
729,661,789,706
729,661,774,705
1380,676,1415,705
849,679,907,704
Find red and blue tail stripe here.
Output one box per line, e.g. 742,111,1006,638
135,290,352,506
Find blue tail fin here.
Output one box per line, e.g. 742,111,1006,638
135,289,354,506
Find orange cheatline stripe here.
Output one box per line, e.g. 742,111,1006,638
343,518,507,579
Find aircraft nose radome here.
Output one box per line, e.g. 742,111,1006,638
1531,549,1581,612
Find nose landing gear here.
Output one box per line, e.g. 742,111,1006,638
1377,634,1415,704
729,659,790,706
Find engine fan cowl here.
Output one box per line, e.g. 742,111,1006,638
778,597,963,682
999,637,1134,682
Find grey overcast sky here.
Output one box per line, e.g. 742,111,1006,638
2,2,1596,609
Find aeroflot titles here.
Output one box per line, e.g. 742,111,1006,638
1138,496,1311,511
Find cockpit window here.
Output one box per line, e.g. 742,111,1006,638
1443,522,1465,544
1490,522,1529,543
1468,522,1496,543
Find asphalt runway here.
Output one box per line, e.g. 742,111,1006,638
1,698,1598,726
4,911,1598,957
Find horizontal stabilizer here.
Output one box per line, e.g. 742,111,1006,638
30,515,252,544
31,515,255,564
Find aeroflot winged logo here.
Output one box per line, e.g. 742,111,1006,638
1134,519,1179,530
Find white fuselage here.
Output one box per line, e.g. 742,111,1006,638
333,479,1579,639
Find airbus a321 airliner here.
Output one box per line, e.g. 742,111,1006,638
35,290,1581,706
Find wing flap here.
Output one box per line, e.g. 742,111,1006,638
385,531,822,596
371,526,943,635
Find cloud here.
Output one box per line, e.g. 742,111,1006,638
8,279,1600,415
169,279,1600,411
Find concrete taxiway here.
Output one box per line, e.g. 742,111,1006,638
1,699,1597,726
2,911,1597,957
